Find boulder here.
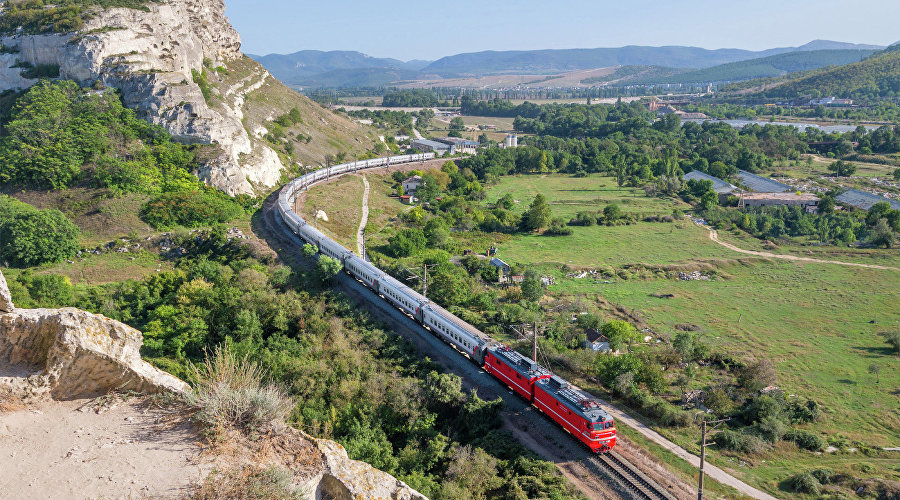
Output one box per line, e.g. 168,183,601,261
304,433,427,500
0,303,187,399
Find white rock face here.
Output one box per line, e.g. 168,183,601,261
0,0,283,195
0,270,13,313
0,271,187,399
294,430,427,500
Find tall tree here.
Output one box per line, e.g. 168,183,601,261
523,194,552,231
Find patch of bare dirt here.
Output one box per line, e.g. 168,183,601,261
0,394,212,499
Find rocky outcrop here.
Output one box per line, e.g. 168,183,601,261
309,437,427,500
0,271,13,313
0,0,281,195
0,271,186,399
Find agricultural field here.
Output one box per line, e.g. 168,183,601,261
302,170,900,497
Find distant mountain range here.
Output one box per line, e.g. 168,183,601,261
250,40,886,88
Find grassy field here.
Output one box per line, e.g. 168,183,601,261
301,174,365,250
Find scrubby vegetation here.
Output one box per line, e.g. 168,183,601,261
0,195,80,267
0,0,158,36
0,80,246,229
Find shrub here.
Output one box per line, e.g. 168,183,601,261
0,196,79,267
787,472,822,495
185,346,292,433
785,429,826,451
141,190,244,229
753,415,787,443
717,430,769,454
314,255,342,285
388,228,426,257
23,273,73,307
743,394,783,424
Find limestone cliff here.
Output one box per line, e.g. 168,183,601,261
0,0,374,195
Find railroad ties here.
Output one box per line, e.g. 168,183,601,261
589,451,678,500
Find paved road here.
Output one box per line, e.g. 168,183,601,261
356,175,370,258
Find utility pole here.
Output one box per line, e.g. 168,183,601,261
533,319,538,362
405,264,435,298
698,417,730,500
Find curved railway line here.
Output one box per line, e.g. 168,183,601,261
271,154,687,500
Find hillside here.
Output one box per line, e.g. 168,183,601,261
249,49,429,87
634,49,878,85
746,45,900,101
0,0,375,195
421,41,884,77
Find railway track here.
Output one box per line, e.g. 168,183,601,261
589,451,679,500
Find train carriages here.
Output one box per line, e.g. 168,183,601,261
534,375,616,452
377,274,427,320
483,346,551,400
344,255,382,288
422,302,493,364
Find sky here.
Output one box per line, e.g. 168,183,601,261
225,0,900,60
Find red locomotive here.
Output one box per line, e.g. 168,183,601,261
484,345,616,452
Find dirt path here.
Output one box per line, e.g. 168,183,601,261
704,226,900,271
356,175,370,258
597,401,777,500
0,396,210,500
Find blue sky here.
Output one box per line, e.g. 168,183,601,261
225,0,899,60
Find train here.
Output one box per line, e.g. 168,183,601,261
277,153,617,453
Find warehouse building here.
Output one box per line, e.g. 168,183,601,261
683,171,737,195
411,139,453,155
836,189,900,211
736,170,794,193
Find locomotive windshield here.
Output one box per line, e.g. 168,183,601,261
592,421,613,431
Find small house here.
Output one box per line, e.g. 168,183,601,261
489,257,511,280
402,175,423,195
584,328,615,353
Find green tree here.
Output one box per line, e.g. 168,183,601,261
428,263,471,306
449,117,465,131
520,269,543,302
24,273,73,307
869,218,895,248
0,197,79,267
388,228,426,257
302,243,318,258
601,320,642,352
828,160,856,177
522,194,552,231
603,203,622,221
894,168,900,181
314,255,343,285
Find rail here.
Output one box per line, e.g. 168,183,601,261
589,451,678,500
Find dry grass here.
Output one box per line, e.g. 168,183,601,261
0,388,25,414
185,346,292,436
190,464,305,500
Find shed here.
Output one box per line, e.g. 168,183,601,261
489,257,511,278
584,328,614,353
736,170,793,193
836,189,900,211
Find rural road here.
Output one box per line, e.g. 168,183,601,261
705,226,900,271
356,175,370,258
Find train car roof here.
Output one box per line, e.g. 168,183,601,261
380,274,428,305
424,301,492,343
536,375,612,423
488,345,551,380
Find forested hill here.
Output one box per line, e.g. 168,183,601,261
746,45,900,101
636,49,878,85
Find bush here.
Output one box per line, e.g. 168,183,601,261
0,196,79,267
787,472,822,495
545,217,572,236
141,190,244,229
717,430,769,454
388,228,426,257
185,346,292,433
23,273,73,307
753,415,787,443
785,429,826,451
